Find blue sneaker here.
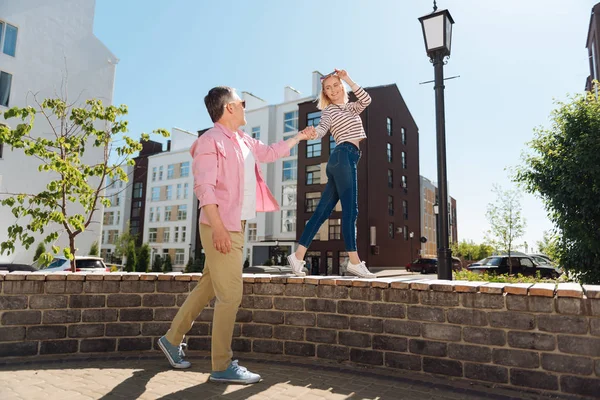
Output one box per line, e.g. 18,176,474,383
209,360,261,384
158,336,191,369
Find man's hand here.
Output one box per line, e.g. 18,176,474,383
297,126,317,141
212,226,232,254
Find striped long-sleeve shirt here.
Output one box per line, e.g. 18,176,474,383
314,85,371,144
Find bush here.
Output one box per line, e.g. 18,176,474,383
152,255,163,273
137,244,150,273
163,254,173,273
89,241,99,256
453,269,569,284
125,241,137,272
263,259,273,266
243,258,250,269
33,242,45,262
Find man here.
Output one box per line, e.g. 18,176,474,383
158,86,314,384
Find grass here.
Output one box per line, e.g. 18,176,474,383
453,269,569,284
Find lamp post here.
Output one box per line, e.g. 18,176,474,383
419,2,454,280
409,231,414,261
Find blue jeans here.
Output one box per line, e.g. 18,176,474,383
299,142,361,251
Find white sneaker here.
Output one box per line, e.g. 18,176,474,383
287,253,307,277
347,261,377,278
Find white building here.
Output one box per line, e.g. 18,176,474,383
143,128,197,271
0,0,118,263
419,175,458,257
241,72,321,266
100,165,133,263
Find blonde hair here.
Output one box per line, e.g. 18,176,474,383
317,75,348,110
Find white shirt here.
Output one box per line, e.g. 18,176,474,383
236,134,257,220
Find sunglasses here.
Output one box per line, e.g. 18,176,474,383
225,100,246,109
320,71,337,81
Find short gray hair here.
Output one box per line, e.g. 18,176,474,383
204,86,235,123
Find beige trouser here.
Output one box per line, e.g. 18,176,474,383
165,222,245,372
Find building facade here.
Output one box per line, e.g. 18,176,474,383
100,166,133,263
586,3,600,91
143,128,197,271
296,84,421,273
0,0,118,263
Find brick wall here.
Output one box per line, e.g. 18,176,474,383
1,271,600,397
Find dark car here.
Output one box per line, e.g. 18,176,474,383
406,257,463,274
467,255,561,279
0,263,38,272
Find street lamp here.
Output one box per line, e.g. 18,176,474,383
419,2,454,280
409,231,414,261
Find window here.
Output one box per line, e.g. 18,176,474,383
251,126,260,140
181,226,187,242
166,185,172,200
174,249,185,265
132,201,142,218
329,135,336,152
402,175,407,190
178,204,187,220
0,71,12,107
329,219,341,240
281,185,296,207
163,228,170,243
156,207,161,222
248,223,257,242
306,165,321,185
401,127,406,145
403,200,408,220
149,228,158,243
404,226,409,241
165,206,172,221
103,212,114,225
282,160,297,181
387,169,393,189
114,195,121,206
305,192,321,212
387,143,392,162
133,183,143,199
174,227,179,242
176,183,182,199
151,187,160,202
402,152,407,169
159,166,163,180
1,23,18,57
306,139,321,158
130,220,140,236
167,164,174,179
151,167,157,182
180,162,190,177
281,210,296,233
101,230,106,245
386,117,392,136
388,196,394,216
284,111,298,132
116,211,121,225
307,111,321,127
389,223,395,238
184,183,189,199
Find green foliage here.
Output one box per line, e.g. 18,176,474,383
33,242,45,262
243,258,250,269
450,240,494,262
485,185,526,274
137,244,150,273
89,241,99,256
185,254,205,273
163,254,173,273
515,85,600,283
113,222,137,260
125,240,137,272
454,269,569,284
536,230,559,262
151,255,163,273
263,259,274,266
0,98,169,272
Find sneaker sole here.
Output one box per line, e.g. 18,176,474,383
158,339,191,369
286,255,306,277
209,376,261,384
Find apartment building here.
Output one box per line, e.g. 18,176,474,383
419,175,458,258
99,166,133,262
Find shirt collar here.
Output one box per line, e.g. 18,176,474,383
214,122,244,139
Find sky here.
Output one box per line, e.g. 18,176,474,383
94,0,597,252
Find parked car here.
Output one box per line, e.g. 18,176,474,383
0,263,38,272
31,256,110,272
406,256,463,274
467,255,561,279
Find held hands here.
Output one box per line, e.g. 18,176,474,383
296,126,318,141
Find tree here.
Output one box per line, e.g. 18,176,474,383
0,96,168,271
137,243,150,273
89,241,99,256
125,240,137,272
163,254,173,273
152,255,163,273
515,87,600,283
185,255,205,273
113,221,137,263
33,242,46,262
486,185,526,274
450,240,494,262
536,231,559,262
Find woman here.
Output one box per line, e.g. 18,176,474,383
287,69,376,278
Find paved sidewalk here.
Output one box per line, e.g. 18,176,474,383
0,355,558,400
